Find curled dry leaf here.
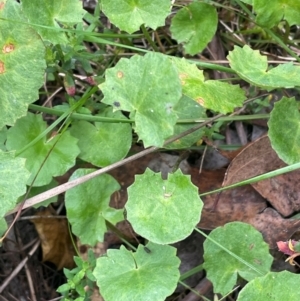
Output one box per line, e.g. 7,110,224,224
223,135,300,217
195,135,300,248
31,208,76,270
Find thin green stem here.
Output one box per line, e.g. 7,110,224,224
29,104,270,124
194,228,265,276
140,24,159,52
180,264,203,281
16,86,98,156
199,162,300,197
29,104,133,123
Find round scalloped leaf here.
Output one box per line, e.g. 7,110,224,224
6,113,80,187
70,108,132,167
254,0,300,28
165,95,206,149
268,97,300,165
170,2,218,55
126,169,202,244
0,0,46,128
21,0,85,44
101,0,171,34
203,222,273,296
228,45,300,89
0,150,30,217
237,271,300,301
172,58,245,113
65,169,123,246
100,52,182,147
93,242,180,301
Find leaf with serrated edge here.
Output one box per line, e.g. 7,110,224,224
101,0,171,34
228,45,300,89
65,169,123,246
170,2,218,55
93,242,180,301
21,0,85,44
165,95,206,149
172,58,245,113
237,271,300,300
6,113,80,186
268,97,300,165
0,0,46,128
126,169,202,244
0,150,30,217
100,52,182,147
203,222,273,296
254,0,300,28
70,108,132,167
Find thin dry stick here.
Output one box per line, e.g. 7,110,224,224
6,114,223,215
0,239,40,293
199,145,207,174
7,96,261,215
181,278,213,301
42,87,63,107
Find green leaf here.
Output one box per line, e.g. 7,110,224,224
101,0,171,34
165,95,206,149
254,0,300,28
65,169,123,245
0,218,7,240
170,2,218,55
237,271,300,300
172,58,245,113
0,126,7,151
228,45,300,89
0,0,46,128
6,113,80,186
203,222,273,296
69,108,132,167
0,150,30,217
100,52,182,147
268,97,300,165
126,169,202,244
21,0,86,44
93,242,180,301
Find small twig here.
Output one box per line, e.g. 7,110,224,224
42,87,63,107
7,96,262,215
199,145,207,174
0,240,40,293
181,277,213,301
18,215,67,220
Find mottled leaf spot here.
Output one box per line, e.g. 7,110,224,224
113,101,120,107
2,43,15,54
196,97,205,106
117,71,124,79
0,2,4,10
0,61,5,74
179,73,188,85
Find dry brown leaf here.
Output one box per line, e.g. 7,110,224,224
31,208,76,270
106,147,300,248
223,135,300,216
195,169,299,248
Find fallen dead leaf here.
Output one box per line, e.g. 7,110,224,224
223,135,300,216
31,208,76,270
194,148,300,248
106,146,300,249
